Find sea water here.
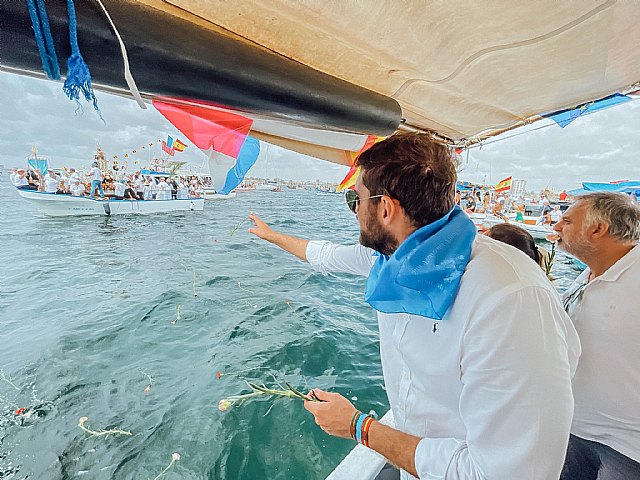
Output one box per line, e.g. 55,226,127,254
0,180,581,479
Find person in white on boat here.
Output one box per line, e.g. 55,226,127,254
67,168,80,186
12,168,30,189
552,192,640,480
142,179,153,200
133,171,144,199
44,170,60,193
550,204,562,225
69,179,85,197
249,133,579,480
88,161,105,199
114,179,127,200
156,177,172,200
177,179,189,200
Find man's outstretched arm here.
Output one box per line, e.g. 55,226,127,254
248,212,309,261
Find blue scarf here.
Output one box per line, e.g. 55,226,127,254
365,205,476,320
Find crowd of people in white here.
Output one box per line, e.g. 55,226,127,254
9,163,210,201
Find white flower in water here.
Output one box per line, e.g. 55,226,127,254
172,452,181,462
218,399,234,411
144,385,152,393
79,416,88,425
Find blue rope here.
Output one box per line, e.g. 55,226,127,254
26,0,61,79
62,0,102,118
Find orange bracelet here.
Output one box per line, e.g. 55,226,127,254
361,415,374,447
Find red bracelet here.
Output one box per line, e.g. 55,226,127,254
361,415,374,447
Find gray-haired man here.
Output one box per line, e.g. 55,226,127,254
554,192,640,479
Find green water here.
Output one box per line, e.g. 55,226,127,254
0,181,581,479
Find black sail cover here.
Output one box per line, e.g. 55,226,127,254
0,0,402,136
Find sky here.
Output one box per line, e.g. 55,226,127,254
0,70,638,191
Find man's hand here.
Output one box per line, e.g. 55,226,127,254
248,212,276,242
304,388,358,438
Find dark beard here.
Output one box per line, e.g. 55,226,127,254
360,214,398,256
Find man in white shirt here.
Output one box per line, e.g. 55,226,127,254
44,170,60,193
553,192,640,479
88,162,105,199
68,168,80,185
156,177,172,200
69,179,85,197
12,169,30,188
249,133,580,479
114,180,127,200
550,204,562,225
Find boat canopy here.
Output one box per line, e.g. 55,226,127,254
582,181,640,194
1,1,639,164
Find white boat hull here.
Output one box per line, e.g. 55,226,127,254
468,213,553,240
202,190,237,200
17,190,204,216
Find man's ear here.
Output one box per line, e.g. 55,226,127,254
589,221,610,239
379,196,402,226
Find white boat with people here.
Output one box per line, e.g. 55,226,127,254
10,147,205,216
16,189,204,216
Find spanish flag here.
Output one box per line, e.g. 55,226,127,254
494,176,512,192
173,139,187,152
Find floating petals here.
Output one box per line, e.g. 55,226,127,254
218,399,233,411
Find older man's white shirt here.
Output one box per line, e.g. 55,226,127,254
306,234,580,480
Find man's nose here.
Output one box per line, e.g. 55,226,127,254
553,221,562,232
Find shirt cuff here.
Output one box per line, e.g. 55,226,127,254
414,437,467,479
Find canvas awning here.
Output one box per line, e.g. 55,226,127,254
1,0,639,164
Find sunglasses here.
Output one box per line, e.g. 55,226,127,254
345,189,385,213
562,281,587,314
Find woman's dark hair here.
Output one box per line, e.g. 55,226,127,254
486,223,540,264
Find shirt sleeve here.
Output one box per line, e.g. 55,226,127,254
414,286,577,480
305,241,376,277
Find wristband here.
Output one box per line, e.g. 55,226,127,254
349,411,361,440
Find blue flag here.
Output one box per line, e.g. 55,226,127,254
544,94,631,128
167,135,174,148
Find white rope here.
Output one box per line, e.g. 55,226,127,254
94,0,146,109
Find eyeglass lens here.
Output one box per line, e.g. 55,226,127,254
345,190,358,213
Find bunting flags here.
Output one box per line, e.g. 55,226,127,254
167,135,174,148
153,99,253,159
543,93,631,128
494,176,512,192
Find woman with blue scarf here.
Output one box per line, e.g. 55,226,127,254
249,133,580,480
